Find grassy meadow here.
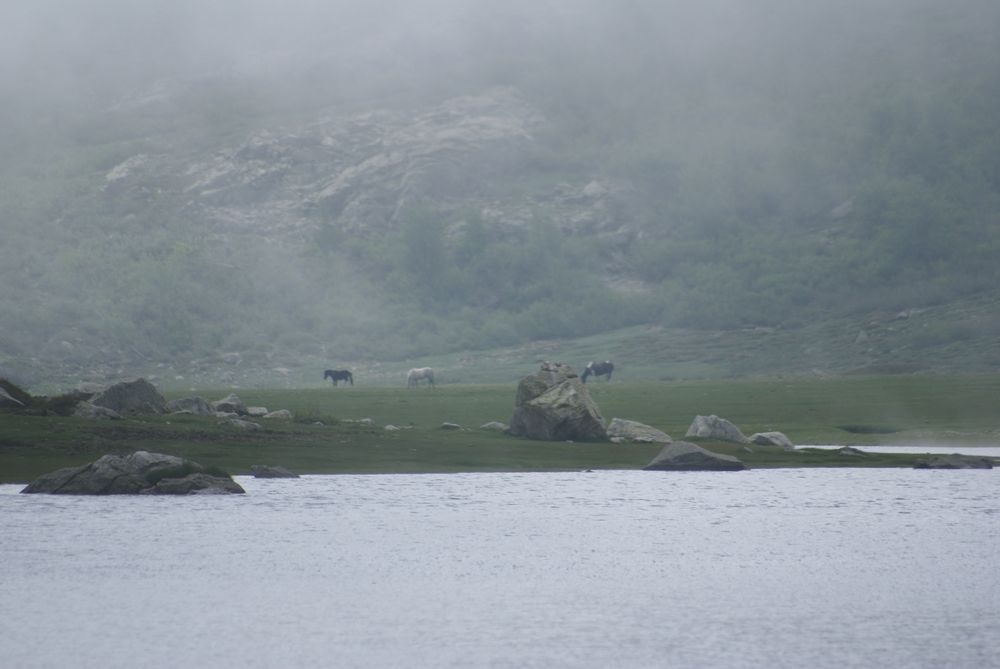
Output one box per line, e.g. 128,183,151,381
2,375,999,484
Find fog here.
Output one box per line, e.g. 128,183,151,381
0,1,884,107
2,0,999,387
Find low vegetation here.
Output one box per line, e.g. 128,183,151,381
2,375,997,484
3,2,1000,379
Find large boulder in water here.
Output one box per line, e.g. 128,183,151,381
21,451,245,495
89,378,167,415
644,441,748,471
685,414,749,444
509,362,607,442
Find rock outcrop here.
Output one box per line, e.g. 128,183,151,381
509,362,606,442
643,441,748,471
685,415,749,444
21,451,244,495
607,418,672,444
88,378,167,415
99,86,635,250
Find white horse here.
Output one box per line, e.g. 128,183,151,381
407,367,435,388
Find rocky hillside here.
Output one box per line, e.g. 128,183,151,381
3,0,1000,389
102,86,634,250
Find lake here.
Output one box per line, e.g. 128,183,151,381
2,468,998,668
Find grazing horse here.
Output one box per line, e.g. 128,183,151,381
323,369,354,386
581,360,614,383
407,367,435,388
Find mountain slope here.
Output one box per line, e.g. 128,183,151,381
2,0,1000,387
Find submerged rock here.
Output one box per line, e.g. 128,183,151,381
21,451,244,495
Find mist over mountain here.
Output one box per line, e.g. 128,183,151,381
3,0,1000,386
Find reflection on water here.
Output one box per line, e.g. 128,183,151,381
2,469,998,669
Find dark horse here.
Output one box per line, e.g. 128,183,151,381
323,369,354,386
581,360,614,383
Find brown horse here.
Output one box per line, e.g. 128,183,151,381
324,369,354,386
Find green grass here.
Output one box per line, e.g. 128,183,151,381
2,375,998,483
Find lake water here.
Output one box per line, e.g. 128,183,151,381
2,468,998,669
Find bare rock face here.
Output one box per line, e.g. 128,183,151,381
644,441,747,471
98,86,635,249
21,451,244,495
685,415,749,444
89,378,167,415
509,362,607,442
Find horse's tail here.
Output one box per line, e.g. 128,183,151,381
581,367,591,383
